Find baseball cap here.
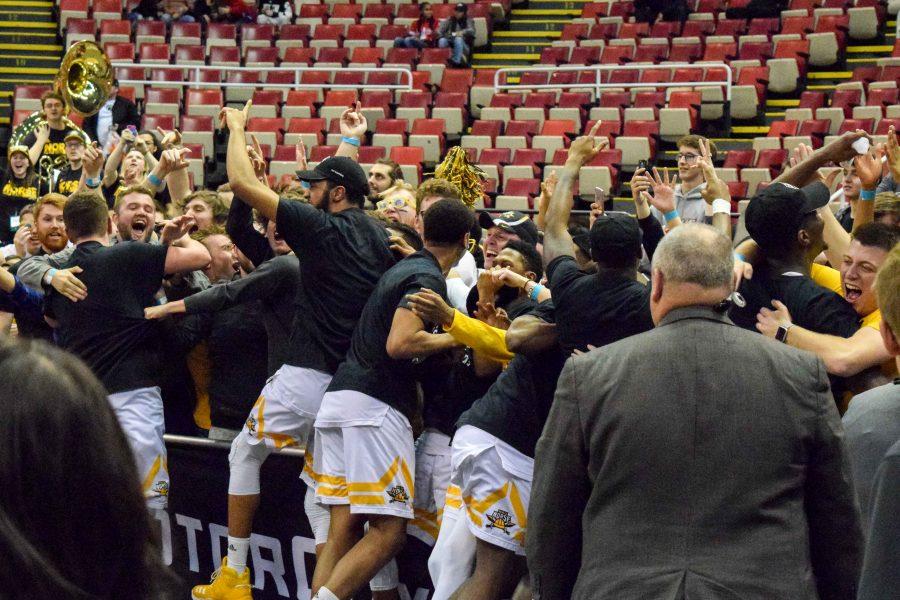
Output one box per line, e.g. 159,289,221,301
478,210,539,246
7,145,31,164
589,212,642,261
64,130,87,144
745,181,831,252
295,156,369,200
455,2,467,10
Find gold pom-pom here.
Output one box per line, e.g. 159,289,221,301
434,146,485,209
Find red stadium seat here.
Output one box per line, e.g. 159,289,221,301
723,150,755,170
768,120,799,138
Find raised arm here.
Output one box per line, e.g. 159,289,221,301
775,130,869,188
697,138,732,239
102,128,134,187
28,123,50,165
852,146,883,234
335,102,367,161
160,215,212,274
544,121,606,265
145,147,192,201
221,102,280,221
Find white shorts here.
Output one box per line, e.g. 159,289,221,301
108,386,168,509
240,364,331,453
450,425,533,555
408,430,453,546
312,389,415,518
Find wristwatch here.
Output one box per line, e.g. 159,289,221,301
775,323,793,343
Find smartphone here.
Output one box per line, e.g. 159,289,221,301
637,159,649,171
594,186,606,204
126,125,138,137
9,215,19,233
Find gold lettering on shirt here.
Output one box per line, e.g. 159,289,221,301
56,178,80,195
42,142,66,157
2,181,38,200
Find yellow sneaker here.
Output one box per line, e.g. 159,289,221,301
191,558,252,600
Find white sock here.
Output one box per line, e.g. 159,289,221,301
227,536,250,574
313,586,340,600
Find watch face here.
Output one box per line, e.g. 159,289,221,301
776,326,788,342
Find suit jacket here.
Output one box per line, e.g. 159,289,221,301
527,305,862,600
82,96,141,145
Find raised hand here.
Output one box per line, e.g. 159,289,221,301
218,100,252,131
160,214,197,245
589,201,604,229
855,147,884,191
540,170,558,200
296,140,308,171
491,267,529,290
156,126,182,150
247,134,267,181
340,101,368,139
82,143,104,179
156,147,192,178
697,139,730,206
565,121,608,169
630,167,653,201
476,268,502,303
120,126,136,145
644,167,678,214
822,129,871,165
885,125,900,181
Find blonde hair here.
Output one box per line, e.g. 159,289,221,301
34,193,67,219
874,245,900,337
177,190,229,225
415,178,461,213
113,184,157,212
190,223,227,244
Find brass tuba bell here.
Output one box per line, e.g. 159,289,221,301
9,41,113,149
8,41,113,184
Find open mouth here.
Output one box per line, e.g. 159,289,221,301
844,283,862,303
131,218,149,237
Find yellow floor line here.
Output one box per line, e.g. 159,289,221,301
0,30,55,36
846,57,883,64
732,126,770,134
0,21,55,28
0,0,53,5
808,71,852,79
765,111,786,118
0,66,56,74
492,41,551,46
511,9,581,15
473,53,540,60
0,78,50,83
767,99,800,107
0,53,59,60
493,31,562,38
807,84,837,90
846,45,894,53
0,43,60,50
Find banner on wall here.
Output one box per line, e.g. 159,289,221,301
158,435,320,600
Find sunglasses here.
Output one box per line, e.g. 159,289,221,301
377,197,413,212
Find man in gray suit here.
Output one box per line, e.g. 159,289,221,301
527,223,862,600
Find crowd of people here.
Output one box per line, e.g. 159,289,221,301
0,86,899,600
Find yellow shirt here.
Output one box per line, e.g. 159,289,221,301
810,263,881,331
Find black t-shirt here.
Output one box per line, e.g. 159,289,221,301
0,174,38,243
23,127,67,165
276,200,395,374
546,255,654,355
54,165,82,196
102,179,120,209
456,301,566,458
729,265,860,338
420,344,496,437
46,241,169,393
327,249,447,421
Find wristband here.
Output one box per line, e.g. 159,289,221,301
664,209,679,222
45,268,58,287
711,198,731,215
529,283,545,302
147,173,162,186
85,176,102,189
734,252,746,263
341,136,361,147
860,189,876,201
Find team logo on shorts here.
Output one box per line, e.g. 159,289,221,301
153,481,170,497
246,415,258,435
485,510,515,535
387,485,409,504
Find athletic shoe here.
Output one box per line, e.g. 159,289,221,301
191,558,252,600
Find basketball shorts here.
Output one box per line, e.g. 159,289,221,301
240,364,332,453
408,430,453,546
108,386,168,509
449,425,533,555
312,389,416,519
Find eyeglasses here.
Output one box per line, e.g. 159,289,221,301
676,153,700,163
377,197,412,212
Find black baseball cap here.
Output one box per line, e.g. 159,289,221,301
745,181,831,252
455,2,467,10
589,212,642,261
295,156,369,201
478,210,539,246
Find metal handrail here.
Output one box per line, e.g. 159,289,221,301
164,434,306,457
492,62,733,102
110,63,415,91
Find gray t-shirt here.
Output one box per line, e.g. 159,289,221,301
650,182,709,226
842,378,900,534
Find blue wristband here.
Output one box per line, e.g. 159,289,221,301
860,189,876,201
664,209,679,222
148,173,162,186
85,176,101,188
341,136,361,147
529,283,545,302
734,252,746,263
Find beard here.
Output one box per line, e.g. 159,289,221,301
40,233,68,253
